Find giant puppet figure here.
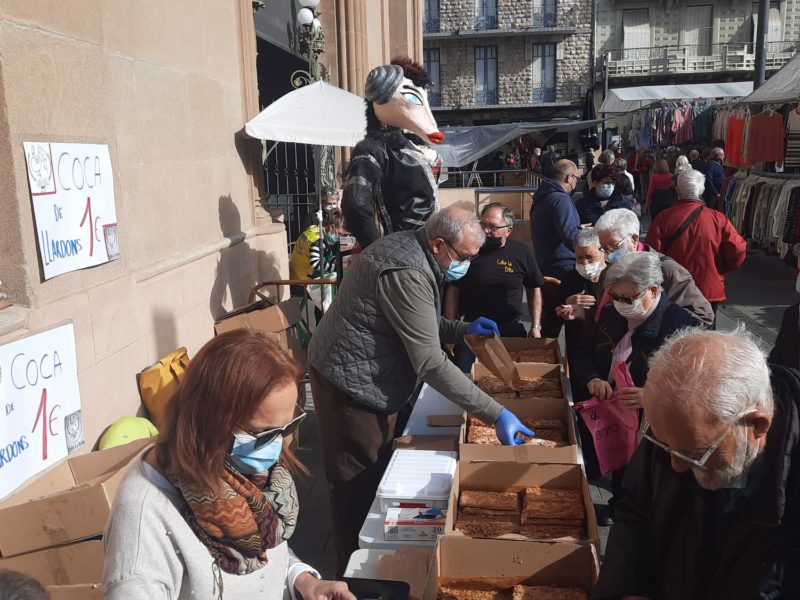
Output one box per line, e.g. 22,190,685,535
342,57,444,249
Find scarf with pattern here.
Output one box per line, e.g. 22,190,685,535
170,461,299,575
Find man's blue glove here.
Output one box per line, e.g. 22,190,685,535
494,408,535,446
467,317,500,337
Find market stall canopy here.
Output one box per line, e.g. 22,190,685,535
600,82,754,114
739,52,800,104
437,119,601,168
245,80,367,147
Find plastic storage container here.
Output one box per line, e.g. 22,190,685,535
376,449,457,512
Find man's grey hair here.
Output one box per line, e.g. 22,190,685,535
711,147,724,161
604,251,663,291
647,326,774,422
599,149,616,164
425,206,486,246
594,208,640,239
0,569,48,600
574,227,600,249
614,157,627,170
481,202,514,226
676,169,706,200
688,149,700,161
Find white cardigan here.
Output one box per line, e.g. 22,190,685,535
103,451,318,600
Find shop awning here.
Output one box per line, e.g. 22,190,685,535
437,119,602,168
599,82,754,114
244,80,367,147
739,52,800,104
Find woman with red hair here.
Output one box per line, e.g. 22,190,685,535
104,330,354,600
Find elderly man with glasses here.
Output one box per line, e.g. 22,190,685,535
444,202,544,373
308,206,533,574
592,327,800,600
593,208,714,327
571,251,699,524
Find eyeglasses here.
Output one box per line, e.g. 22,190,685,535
481,223,512,233
642,409,755,470
241,410,307,449
600,235,631,255
608,289,647,305
445,240,479,262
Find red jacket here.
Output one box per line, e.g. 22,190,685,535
646,200,747,302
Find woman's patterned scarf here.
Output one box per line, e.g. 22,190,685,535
170,462,299,575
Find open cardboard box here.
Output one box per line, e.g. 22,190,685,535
214,298,307,367
422,535,597,600
484,337,563,366
471,362,567,398
460,363,578,463
459,394,579,464
444,461,598,550
0,438,150,557
0,539,104,586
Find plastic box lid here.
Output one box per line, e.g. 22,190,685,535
376,449,457,502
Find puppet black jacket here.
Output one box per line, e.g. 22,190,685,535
342,129,438,248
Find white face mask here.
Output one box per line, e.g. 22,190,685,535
576,261,603,282
614,295,648,320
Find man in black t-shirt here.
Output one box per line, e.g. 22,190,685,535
444,203,544,372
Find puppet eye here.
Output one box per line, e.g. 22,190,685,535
402,92,423,106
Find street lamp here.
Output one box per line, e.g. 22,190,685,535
292,0,326,87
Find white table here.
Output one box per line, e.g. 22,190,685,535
402,384,462,436
343,548,396,578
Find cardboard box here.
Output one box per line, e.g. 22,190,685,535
0,540,104,586
472,362,566,396
492,337,562,366
47,584,104,600
459,395,579,464
423,535,597,600
214,298,307,366
445,460,598,548
0,439,149,557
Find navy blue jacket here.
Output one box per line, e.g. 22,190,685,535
575,189,636,226
703,159,724,204
571,293,700,401
531,179,581,274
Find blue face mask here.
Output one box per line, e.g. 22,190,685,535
227,434,283,475
606,245,630,264
597,183,615,198
444,259,470,281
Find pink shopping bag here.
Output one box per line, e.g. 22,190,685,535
574,362,639,475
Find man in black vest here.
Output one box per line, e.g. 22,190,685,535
308,207,532,574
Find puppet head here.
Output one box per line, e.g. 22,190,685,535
364,57,443,145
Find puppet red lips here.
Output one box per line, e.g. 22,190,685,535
427,132,444,144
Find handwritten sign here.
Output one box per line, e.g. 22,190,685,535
0,324,83,500
23,142,120,280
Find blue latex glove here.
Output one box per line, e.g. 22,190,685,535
467,317,500,337
494,408,535,446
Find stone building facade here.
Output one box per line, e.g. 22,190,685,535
424,0,593,129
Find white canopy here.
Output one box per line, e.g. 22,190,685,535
600,81,754,114
740,52,800,104
245,80,367,147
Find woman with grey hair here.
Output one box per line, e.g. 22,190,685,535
571,251,699,523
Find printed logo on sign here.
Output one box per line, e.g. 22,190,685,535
25,143,56,195
64,410,84,454
103,223,120,260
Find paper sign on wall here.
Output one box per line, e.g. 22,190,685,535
0,324,83,500
23,142,120,280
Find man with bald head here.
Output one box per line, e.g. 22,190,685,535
309,206,533,573
593,327,800,599
531,159,582,337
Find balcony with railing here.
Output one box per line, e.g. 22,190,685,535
531,9,557,28
474,87,499,105
428,89,442,107
424,16,440,33
607,41,800,77
474,14,499,31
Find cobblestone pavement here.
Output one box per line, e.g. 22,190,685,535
290,249,797,575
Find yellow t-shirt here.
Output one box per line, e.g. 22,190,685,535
289,225,321,280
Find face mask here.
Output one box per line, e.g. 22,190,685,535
325,232,339,244
606,245,630,264
576,261,603,282
613,297,648,321
227,434,283,475
484,235,502,249
597,183,615,198
444,259,470,281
